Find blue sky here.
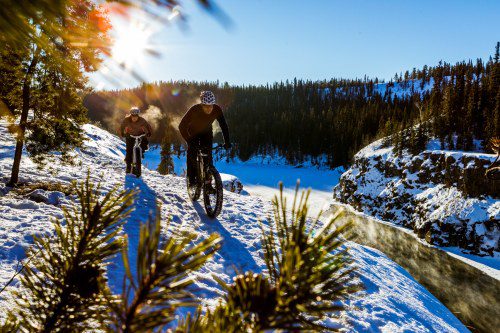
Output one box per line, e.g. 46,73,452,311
92,0,500,89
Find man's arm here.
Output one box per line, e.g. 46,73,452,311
119,118,127,137
143,118,153,136
178,106,195,142
216,111,230,146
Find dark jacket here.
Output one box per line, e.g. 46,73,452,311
178,104,230,143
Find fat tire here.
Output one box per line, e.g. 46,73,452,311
203,166,223,218
187,162,202,201
133,147,142,177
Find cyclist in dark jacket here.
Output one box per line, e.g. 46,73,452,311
179,91,231,185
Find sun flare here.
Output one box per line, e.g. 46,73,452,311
112,21,152,68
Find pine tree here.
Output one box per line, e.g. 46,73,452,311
0,1,220,49
1,1,111,186
2,177,135,331
1,0,220,186
486,42,500,142
157,138,175,175
0,48,25,118
415,122,427,153
464,78,476,150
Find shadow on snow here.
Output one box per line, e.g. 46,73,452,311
192,201,261,277
107,174,158,295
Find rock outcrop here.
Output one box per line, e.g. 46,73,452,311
221,174,244,194
334,139,499,255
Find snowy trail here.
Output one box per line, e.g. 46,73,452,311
124,168,468,332
107,175,159,293
145,151,344,216
0,122,469,332
192,201,261,274
144,149,472,331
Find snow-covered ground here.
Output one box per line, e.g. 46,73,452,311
144,150,344,217
0,121,468,332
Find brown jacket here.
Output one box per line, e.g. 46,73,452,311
120,115,152,137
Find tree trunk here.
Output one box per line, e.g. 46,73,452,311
7,48,40,187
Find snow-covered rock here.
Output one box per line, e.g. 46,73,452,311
220,173,244,194
334,138,499,256
0,120,468,332
26,189,66,205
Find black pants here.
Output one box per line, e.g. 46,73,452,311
125,136,149,168
187,132,213,183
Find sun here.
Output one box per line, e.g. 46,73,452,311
111,20,152,68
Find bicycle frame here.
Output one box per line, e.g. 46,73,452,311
130,134,146,165
195,145,224,183
185,144,226,217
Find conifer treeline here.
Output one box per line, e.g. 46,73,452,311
84,43,499,167
391,42,500,155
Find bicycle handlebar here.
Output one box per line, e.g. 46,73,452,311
129,133,147,139
178,143,232,154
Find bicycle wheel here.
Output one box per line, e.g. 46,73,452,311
187,161,202,201
203,166,223,218
133,147,142,177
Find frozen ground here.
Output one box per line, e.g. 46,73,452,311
0,121,468,332
144,149,344,217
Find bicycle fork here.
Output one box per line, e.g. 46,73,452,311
198,152,214,185
132,138,142,165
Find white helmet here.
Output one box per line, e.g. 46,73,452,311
130,107,140,115
200,91,216,105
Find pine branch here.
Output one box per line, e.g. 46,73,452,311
175,304,244,333
107,208,222,332
2,176,135,332
177,183,361,332
259,182,362,330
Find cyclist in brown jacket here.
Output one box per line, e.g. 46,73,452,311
120,107,152,172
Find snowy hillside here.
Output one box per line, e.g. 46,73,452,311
0,120,468,332
370,78,434,99
324,78,434,100
334,137,500,256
